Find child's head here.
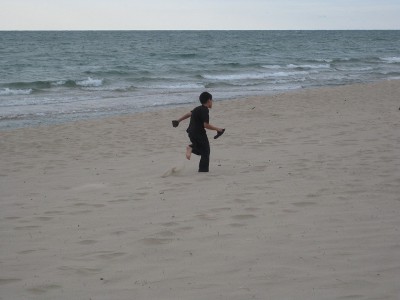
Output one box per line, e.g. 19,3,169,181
199,92,212,104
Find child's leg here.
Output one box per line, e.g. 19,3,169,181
198,137,210,172
186,145,192,160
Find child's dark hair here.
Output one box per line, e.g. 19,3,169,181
199,92,212,104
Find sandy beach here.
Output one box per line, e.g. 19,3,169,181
1,80,399,300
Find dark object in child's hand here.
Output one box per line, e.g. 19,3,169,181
214,129,225,139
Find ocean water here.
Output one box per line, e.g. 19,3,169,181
1,30,399,129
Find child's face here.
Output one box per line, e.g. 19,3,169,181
206,99,213,109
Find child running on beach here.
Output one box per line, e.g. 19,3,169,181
172,92,225,172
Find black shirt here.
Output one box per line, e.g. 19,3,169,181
187,105,209,136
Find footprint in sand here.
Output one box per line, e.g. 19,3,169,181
58,266,102,276
0,278,22,285
14,225,41,230
282,209,299,213
44,210,64,215
231,214,257,220
108,198,131,204
71,183,107,192
291,201,317,207
26,284,62,295
155,230,176,237
111,230,127,236
161,163,185,178
209,207,232,213
230,223,246,227
4,216,21,220
35,216,53,221
196,213,218,221
78,239,98,245
68,210,92,215
141,238,174,245
244,207,260,212
97,252,126,260
161,221,179,227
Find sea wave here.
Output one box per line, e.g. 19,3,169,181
175,53,197,58
205,81,265,88
330,57,366,64
0,88,33,96
378,71,400,76
287,63,331,70
314,58,334,63
3,81,52,90
380,57,400,64
262,63,331,70
76,77,103,87
202,71,309,81
0,77,105,94
148,83,205,89
262,65,283,69
335,66,375,72
54,77,104,88
271,84,303,91
0,114,28,121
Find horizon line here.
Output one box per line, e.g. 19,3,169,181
1,28,400,32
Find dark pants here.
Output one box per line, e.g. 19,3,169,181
189,133,210,172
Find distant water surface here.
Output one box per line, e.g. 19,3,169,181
1,30,399,129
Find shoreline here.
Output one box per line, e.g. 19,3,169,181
1,80,399,299
1,78,399,133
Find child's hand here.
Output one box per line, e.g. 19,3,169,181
214,129,225,139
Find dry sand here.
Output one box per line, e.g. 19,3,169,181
1,80,399,300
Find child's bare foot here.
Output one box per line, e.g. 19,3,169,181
186,145,192,160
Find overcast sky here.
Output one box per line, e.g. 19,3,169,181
1,0,399,30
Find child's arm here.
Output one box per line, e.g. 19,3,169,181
204,122,223,132
172,112,192,127
178,112,192,122
204,123,225,139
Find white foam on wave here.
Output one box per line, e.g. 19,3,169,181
287,63,331,69
273,71,309,77
380,57,400,64
52,80,66,86
335,66,374,72
0,88,33,96
203,71,309,81
76,77,103,87
315,58,333,63
150,83,204,89
272,84,303,91
261,65,282,69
